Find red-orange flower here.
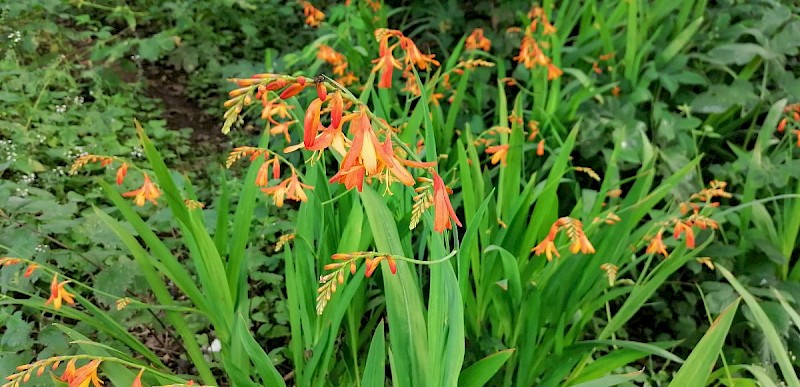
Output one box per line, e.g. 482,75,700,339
646,229,669,257
536,140,545,156
431,172,461,233
485,144,509,166
45,274,75,310
23,263,38,278
122,174,161,206
371,38,403,88
329,165,367,192
465,28,491,51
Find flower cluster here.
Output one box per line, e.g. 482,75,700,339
531,217,596,261
300,1,324,27
646,180,730,257
71,154,162,207
223,74,461,233
465,28,492,51
316,252,398,315
317,44,357,86
372,28,440,89
777,103,800,148
512,6,562,80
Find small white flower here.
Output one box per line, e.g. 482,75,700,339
73,96,84,105
209,339,221,353
56,105,67,114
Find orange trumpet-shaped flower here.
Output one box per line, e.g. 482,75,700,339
371,39,403,88
431,172,462,233
400,36,439,71
485,144,509,166
115,163,128,185
673,220,696,248
122,174,161,206
465,28,491,51
329,165,367,192
45,274,75,310
262,172,313,207
341,111,383,175
646,229,669,257
268,120,296,142
532,238,560,261
304,98,324,147
546,62,563,80
61,359,103,387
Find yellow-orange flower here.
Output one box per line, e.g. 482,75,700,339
24,263,38,278
262,171,313,207
61,359,103,387
465,28,491,51
400,36,439,71
532,238,560,261
431,171,461,233
132,368,144,387
45,274,75,310
485,144,509,166
122,174,161,206
115,163,128,185
301,1,324,27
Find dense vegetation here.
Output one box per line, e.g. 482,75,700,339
1,0,799,386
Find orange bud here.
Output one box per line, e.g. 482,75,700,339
297,76,307,86
272,155,280,179
794,112,800,121
280,83,305,99
228,87,250,97
265,79,287,91
330,92,343,129
316,83,328,101
536,140,545,156
387,256,397,274
116,163,128,185
778,118,787,133
236,79,258,87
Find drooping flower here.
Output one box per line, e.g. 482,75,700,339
262,171,313,207
673,220,696,248
531,217,595,260
465,28,491,51
485,144,509,166
646,229,669,257
371,38,403,88
431,171,462,233
400,36,439,71
23,263,38,278
115,163,128,185
121,174,161,206
45,274,75,310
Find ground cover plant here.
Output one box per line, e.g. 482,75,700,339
2,0,800,386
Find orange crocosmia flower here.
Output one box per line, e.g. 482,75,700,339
262,172,313,207
63,359,103,387
255,159,272,187
532,238,560,261
536,140,545,156
301,1,324,27
431,171,462,233
115,162,128,185
485,144,509,166
329,165,367,192
269,120,296,142
673,221,696,249
45,274,75,310
777,118,787,132
304,98,324,147
371,39,403,88
122,174,161,206
337,72,358,86
341,111,383,175
569,232,595,255
465,28,491,51
374,136,415,186
400,37,439,71
645,230,669,257
307,121,349,156
546,62,563,80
